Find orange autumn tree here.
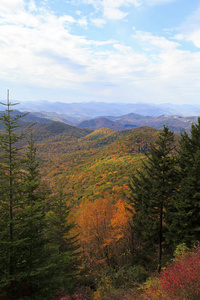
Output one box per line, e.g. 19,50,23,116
75,197,132,274
111,199,133,265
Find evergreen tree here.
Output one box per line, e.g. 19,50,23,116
129,126,178,272
0,91,26,298
15,127,59,299
46,185,80,294
0,93,79,299
168,117,200,248
16,130,80,299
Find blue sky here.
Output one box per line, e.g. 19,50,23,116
1,0,200,105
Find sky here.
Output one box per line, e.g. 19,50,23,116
0,0,200,105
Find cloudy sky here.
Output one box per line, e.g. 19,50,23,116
0,0,200,104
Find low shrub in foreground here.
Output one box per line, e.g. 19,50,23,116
53,287,92,300
139,244,200,300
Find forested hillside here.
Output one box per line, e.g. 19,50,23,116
32,125,159,204
0,103,200,300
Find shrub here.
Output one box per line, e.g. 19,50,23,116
53,287,91,300
138,244,200,300
114,265,148,288
160,245,200,299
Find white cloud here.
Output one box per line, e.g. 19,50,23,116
86,39,116,46
0,3,91,87
174,4,200,49
0,0,200,104
187,30,200,48
0,0,24,12
133,30,180,51
144,0,177,6
174,30,200,49
28,0,37,12
80,0,141,20
103,7,128,20
59,15,76,24
77,16,88,27
75,10,82,16
103,0,141,7
113,44,133,53
102,0,141,19
91,18,106,28
130,30,200,99
76,0,177,22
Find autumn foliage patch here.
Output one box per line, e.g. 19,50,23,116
161,245,200,299
53,287,91,300
140,245,200,300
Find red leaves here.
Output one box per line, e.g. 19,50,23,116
160,245,200,299
141,244,200,299
53,287,91,300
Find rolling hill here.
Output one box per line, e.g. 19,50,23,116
77,117,137,130
77,114,197,133
35,126,160,205
0,108,184,206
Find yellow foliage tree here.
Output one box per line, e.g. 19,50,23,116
75,197,132,275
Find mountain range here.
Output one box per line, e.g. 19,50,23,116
0,109,197,135
0,100,199,134
14,100,200,121
0,104,188,204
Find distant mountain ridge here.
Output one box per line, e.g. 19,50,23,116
77,114,197,134
77,117,137,131
0,100,199,134
15,101,200,122
0,109,197,134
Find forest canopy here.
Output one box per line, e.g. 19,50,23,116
0,94,200,299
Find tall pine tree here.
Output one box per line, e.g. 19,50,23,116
168,117,200,248
129,126,178,272
15,127,59,299
0,90,26,298
46,184,80,294
0,93,79,299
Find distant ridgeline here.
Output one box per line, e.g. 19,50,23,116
0,108,197,134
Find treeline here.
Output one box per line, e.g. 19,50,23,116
70,122,200,299
129,121,200,274
66,122,200,299
79,122,200,299
0,98,79,299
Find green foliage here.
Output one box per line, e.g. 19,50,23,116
38,126,158,206
1,119,159,207
173,243,189,259
92,265,147,300
129,126,178,271
113,265,148,288
46,186,80,292
168,117,200,248
0,97,80,299
2,101,200,299
0,95,27,299
14,129,60,300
